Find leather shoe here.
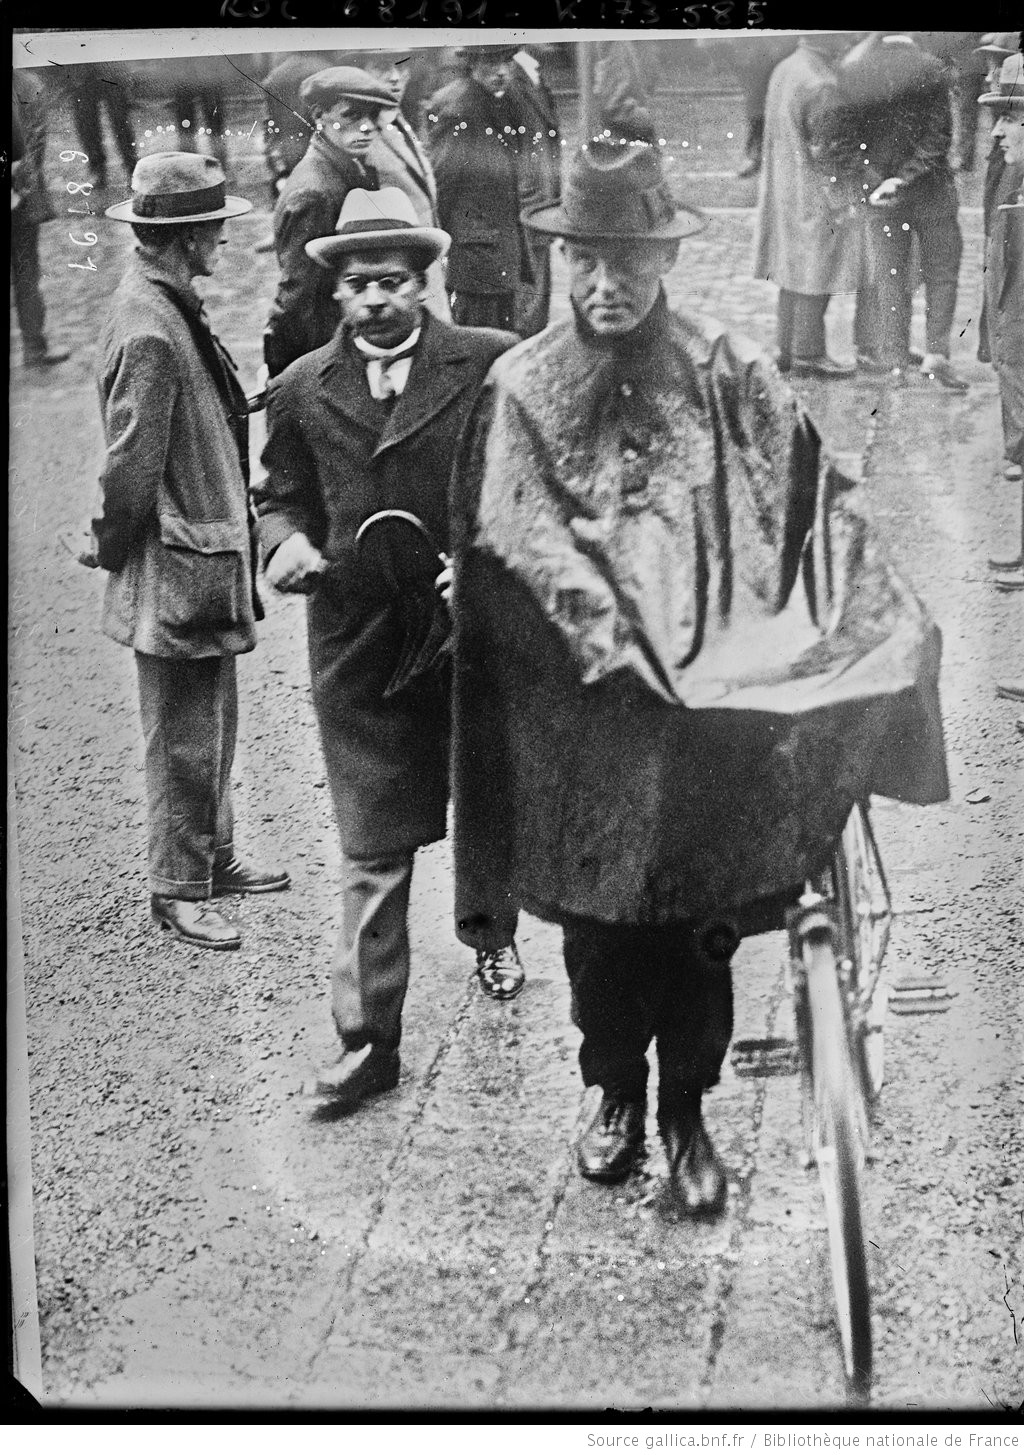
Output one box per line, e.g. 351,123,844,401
919,354,968,392
988,551,1023,571
577,1092,646,1183
1002,460,1023,482
735,155,761,179
993,571,1024,592
212,856,291,896
995,680,1024,703
474,941,525,1000
303,1043,400,1109
151,895,241,950
660,1101,728,1218
790,355,856,380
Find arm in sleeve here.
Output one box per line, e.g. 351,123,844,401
251,375,328,564
263,189,338,376
91,333,178,573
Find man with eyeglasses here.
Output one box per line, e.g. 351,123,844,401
254,188,526,1114
263,66,393,378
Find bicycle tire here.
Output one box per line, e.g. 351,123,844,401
803,927,873,1400
831,806,891,1105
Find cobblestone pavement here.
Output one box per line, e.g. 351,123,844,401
9,92,1021,1412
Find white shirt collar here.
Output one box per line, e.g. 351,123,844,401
351,325,421,360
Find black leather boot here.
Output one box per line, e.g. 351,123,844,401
577,1092,646,1183
659,1089,728,1218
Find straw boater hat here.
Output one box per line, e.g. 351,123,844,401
305,187,450,270
105,152,252,224
979,51,1024,110
298,65,398,114
523,132,705,241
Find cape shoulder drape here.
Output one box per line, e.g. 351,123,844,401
451,307,948,946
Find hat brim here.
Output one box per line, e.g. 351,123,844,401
307,226,451,268
311,90,395,111
105,196,253,224
522,201,707,241
979,90,1024,108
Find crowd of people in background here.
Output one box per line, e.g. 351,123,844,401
10,33,1023,1191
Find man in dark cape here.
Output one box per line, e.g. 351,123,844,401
450,133,947,1217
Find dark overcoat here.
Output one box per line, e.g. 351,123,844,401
264,136,378,376
425,77,528,297
92,251,261,660
254,311,516,857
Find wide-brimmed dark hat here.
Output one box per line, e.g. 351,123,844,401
524,134,705,242
455,43,519,64
980,52,1024,109
105,152,252,225
299,66,397,113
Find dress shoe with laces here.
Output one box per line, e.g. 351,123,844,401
151,895,241,950
577,1092,646,1183
212,856,291,896
660,1097,728,1218
988,550,1023,571
789,355,856,380
303,1043,400,1109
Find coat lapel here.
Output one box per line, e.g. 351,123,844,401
373,315,478,456
320,332,387,439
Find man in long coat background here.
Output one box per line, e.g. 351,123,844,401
451,134,947,1217
255,188,522,1113
752,34,861,377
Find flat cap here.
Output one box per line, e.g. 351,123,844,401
299,66,397,112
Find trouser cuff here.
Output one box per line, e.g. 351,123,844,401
150,874,212,900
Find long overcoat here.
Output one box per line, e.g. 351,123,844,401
450,298,948,948
985,162,1024,465
264,135,378,376
254,311,516,857
752,43,861,295
425,77,529,298
92,250,261,659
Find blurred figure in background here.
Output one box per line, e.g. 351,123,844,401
263,66,391,377
726,34,799,178
507,44,562,337
426,44,532,331
975,35,1021,369
171,57,228,172
254,50,334,252
979,53,1024,552
917,32,987,173
61,61,137,192
753,33,859,378
835,31,966,390
11,69,70,369
334,48,451,320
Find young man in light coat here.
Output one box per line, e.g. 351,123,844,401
80,153,289,950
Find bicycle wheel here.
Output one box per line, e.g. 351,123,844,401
803,925,872,1400
831,805,891,1104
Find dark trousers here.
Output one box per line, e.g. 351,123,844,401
866,181,963,365
71,82,136,182
10,209,46,355
135,653,237,899
562,918,735,1105
450,291,516,332
777,290,829,362
173,86,227,169
331,849,415,1051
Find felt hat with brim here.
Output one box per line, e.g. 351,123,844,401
306,187,450,269
299,66,397,113
524,134,705,242
975,32,1020,57
105,152,252,224
979,52,1024,109
455,44,519,64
